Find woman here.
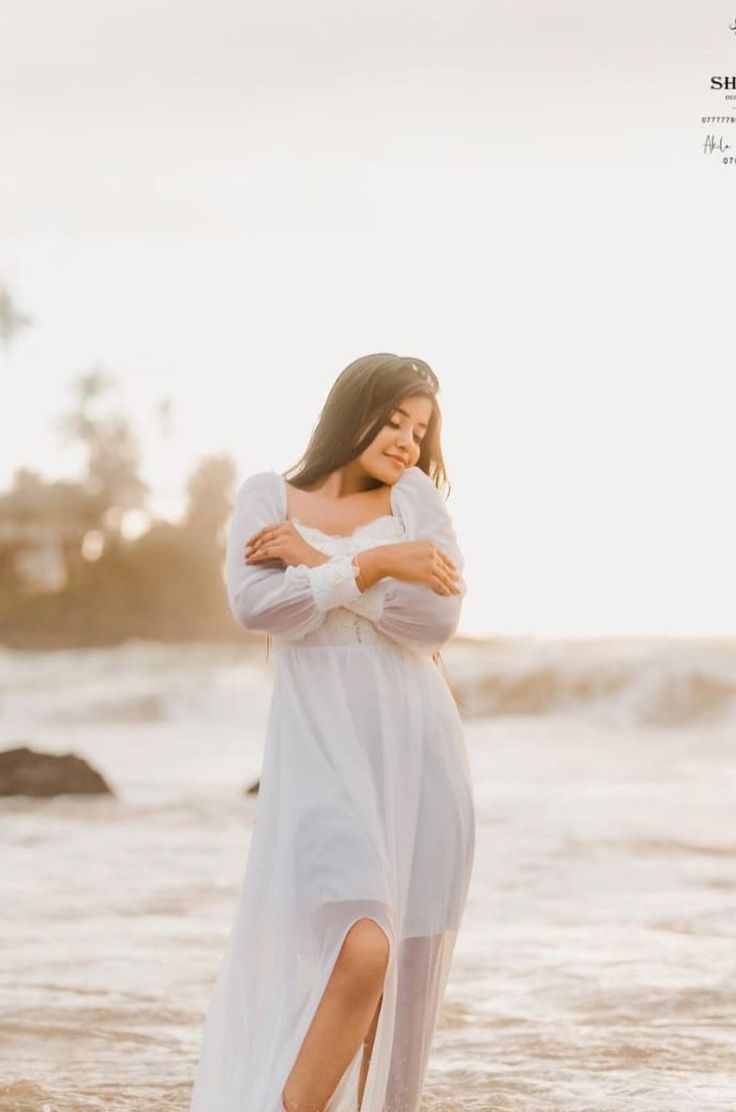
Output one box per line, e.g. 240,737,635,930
190,353,476,1112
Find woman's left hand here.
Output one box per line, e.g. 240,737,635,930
244,521,325,569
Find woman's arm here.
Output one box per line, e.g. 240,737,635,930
225,473,369,641
342,468,468,654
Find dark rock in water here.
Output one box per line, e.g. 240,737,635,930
244,778,260,795
0,744,114,797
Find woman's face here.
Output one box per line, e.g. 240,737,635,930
360,393,433,483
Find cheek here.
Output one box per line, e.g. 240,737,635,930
370,429,393,455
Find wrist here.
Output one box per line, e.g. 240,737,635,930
301,551,331,569
351,545,394,591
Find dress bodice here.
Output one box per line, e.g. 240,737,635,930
290,514,404,554
226,466,466,657
277,515,407,649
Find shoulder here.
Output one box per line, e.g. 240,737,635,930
392,467,462,556
240,469,280,490
392,465,447,505
235,470,283,505
390,466,452,532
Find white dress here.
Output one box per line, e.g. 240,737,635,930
190,465,476,1112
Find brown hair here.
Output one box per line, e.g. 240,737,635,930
266,353,452,667
284,353,449,495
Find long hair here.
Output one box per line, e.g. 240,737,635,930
265,353,453,670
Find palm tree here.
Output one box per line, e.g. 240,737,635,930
54,366,149,536
0,284,33,349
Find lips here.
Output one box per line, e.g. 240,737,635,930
385,454,406,465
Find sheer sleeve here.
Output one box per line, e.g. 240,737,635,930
342,466,467,655
225,472,368,641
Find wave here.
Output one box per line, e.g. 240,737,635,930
450,635,736,727
2,636,736,732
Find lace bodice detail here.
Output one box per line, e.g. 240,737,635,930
275,515,407,648
290,514,404,554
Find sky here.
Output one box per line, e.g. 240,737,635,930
2,0,735,638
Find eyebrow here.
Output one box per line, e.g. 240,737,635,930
395,405,428,430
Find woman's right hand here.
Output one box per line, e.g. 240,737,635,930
381,540,461,596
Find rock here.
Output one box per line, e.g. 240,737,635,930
0,744,114,797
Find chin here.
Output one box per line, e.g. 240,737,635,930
386,466,409,485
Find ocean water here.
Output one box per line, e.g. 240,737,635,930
1,637,735,1112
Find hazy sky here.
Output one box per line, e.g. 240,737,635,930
3,1,735,637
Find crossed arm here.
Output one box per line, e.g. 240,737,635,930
225,472,467,653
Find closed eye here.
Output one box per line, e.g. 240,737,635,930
388,420,424,444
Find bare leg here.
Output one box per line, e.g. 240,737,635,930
358,993,383,1108
282,919,390,1112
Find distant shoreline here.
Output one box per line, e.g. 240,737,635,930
0,629,488,653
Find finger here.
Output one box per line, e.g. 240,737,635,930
434,552,458,586
246,541,267,562
245,526,274,553
439,551,460,582
245,527,266,547
431,544,455,572
246,523,279,546
248,539,281,563
439,550,458,574
444,565,461,592
436,568,460,596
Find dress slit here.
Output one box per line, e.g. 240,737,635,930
279,901,397,1112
